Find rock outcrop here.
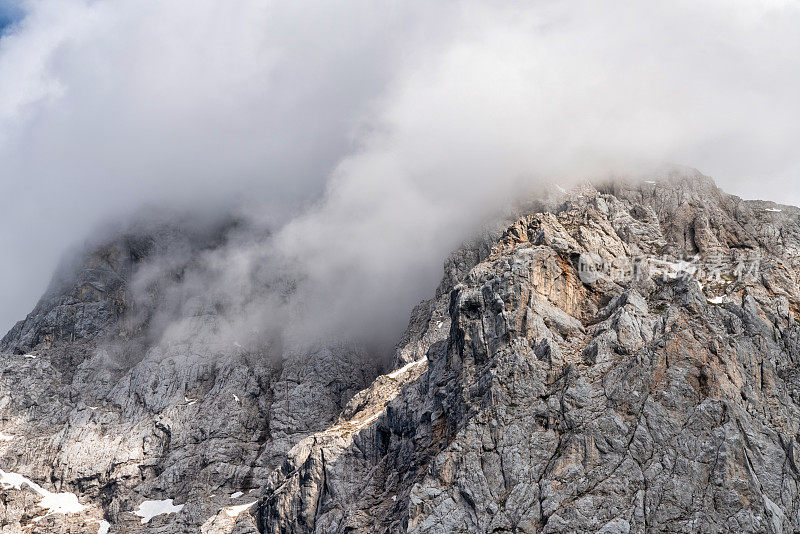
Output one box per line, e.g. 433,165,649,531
3,168,800,533
0,223,381,532
257,170,800,533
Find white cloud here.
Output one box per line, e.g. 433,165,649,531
0,0,799,341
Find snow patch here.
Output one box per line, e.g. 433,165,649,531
0,469,86,519
23,354,36,359
224,501,256,518
0,432,14,442
94,519,110,534
354,411,382,429
230,491,243,499
765,208,783,213
37,492,86,519
386,358,426,379
707,295,728,305
324,357,428,436
134,499,184,524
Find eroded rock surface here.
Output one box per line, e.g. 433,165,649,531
257,170,800,533
4,169,800,533
0,224,380,532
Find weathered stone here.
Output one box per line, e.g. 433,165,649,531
5,169,800,533
257,170,800,533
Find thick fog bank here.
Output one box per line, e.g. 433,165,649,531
1,0,799,340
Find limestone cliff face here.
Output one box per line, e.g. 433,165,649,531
0,224,381,533
0,235,148,355
257,171,800,533
3,170,800,533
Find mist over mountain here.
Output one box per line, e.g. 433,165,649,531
3,173,800,532
1,0,800,338
1,3,800,532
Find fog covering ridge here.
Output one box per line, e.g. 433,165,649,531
1,0,799,350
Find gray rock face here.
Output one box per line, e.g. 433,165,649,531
0,224,381,532
256,170,800,533
0,236,147,355
4,169,800,533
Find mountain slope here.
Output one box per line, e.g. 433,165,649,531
0,223,381,532
257,171,800,533
2,170,800,533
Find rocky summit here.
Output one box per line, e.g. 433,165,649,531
2,169,800,533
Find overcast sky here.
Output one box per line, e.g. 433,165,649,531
0,0,799,336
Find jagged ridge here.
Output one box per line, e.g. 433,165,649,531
2,170,800,533
257,170,800,533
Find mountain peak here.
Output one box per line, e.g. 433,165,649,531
2,174,800,532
